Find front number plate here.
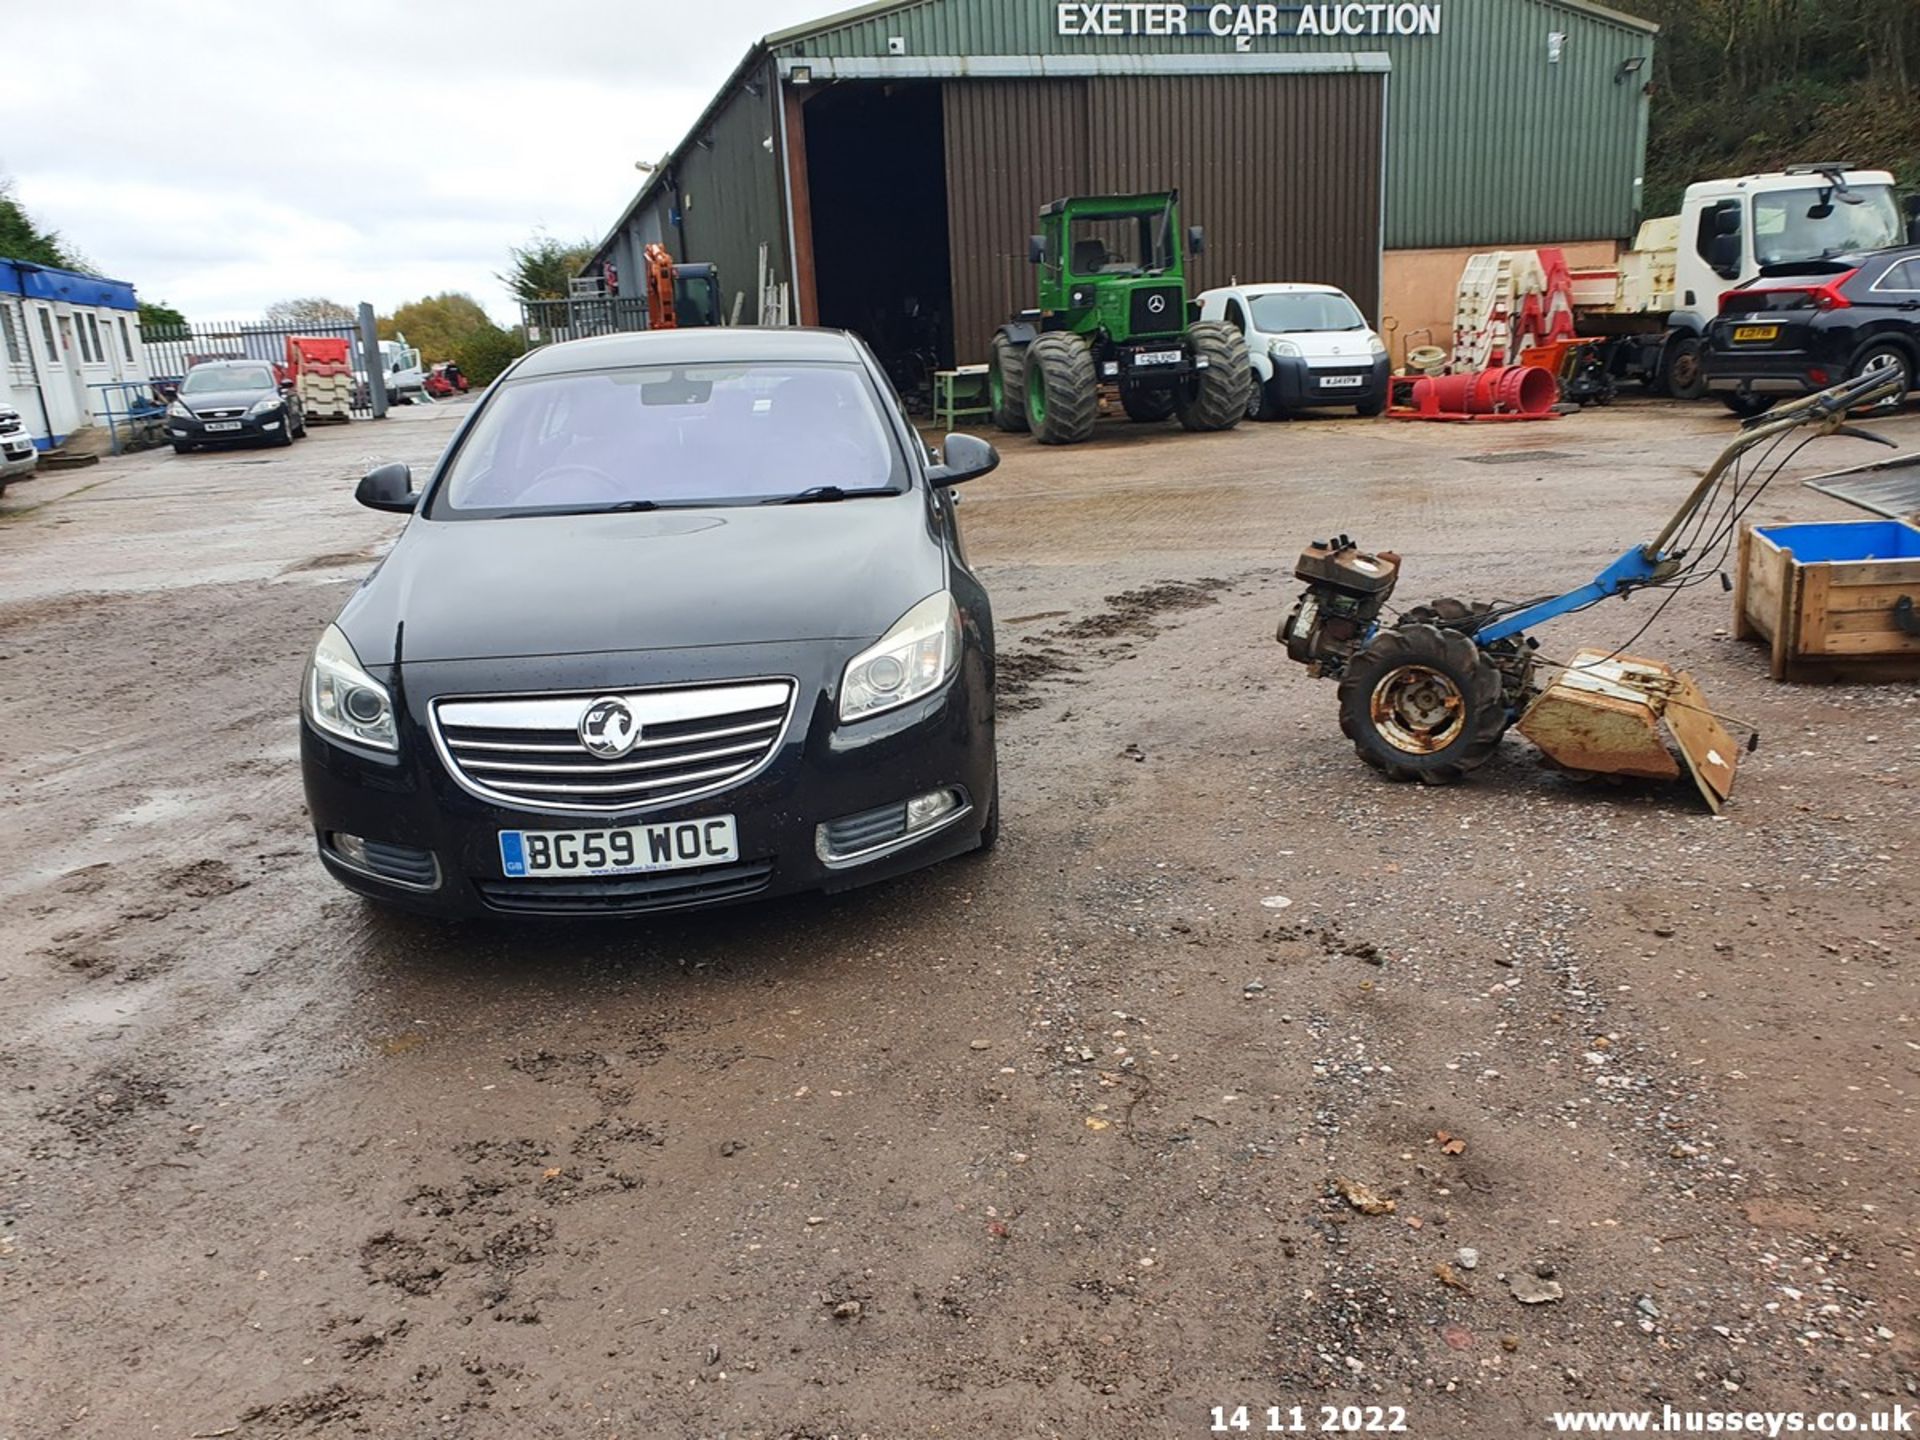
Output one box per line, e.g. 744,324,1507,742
204,421,244,432
499,815,739,878
1132,350,1182,367
1317,374,1366,389
1733,325,1779,342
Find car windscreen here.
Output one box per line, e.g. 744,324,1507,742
431,361,907,517
1249,292,1367,334
1753,186,1904,266
183,365,272,393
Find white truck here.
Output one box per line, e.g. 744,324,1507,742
1454,165,1914,401
379,337,425,403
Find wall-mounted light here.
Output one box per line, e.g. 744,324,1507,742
1546,31,1566,63
790,64,813,86
745,79,765,98
633,159,656,174
1614,55,1647,84
696,134,714,151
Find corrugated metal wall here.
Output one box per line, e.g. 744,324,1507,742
942,73,1383,363
613,59,790,323
784,0,1655,249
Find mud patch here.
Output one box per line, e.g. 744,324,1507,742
280,546,382,575
998,577,1234,708
158,857,247,899
37,1069,171,1147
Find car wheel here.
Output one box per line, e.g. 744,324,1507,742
1660,335,1708,401
1356,396,1385,418
294,409,308,438
1720,391,1777,419
1850,343,1914,411
171,441,193,454
273,416,295,447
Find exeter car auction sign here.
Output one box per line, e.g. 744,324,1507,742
1056,2,1443,38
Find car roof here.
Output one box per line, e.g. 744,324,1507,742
189,359,272,368
512,326,866,378
1200,282,1346,299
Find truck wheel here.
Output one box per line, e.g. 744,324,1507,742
1336,624,1506,784
989,332,1030,432
1176,320,1250,432
1719,391,1776,419
1025,333,1097,445
1660,335,1708,401
1121,385,1178,422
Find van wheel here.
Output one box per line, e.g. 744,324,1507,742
1246,374,1280,421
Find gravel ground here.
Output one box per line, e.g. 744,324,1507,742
0,394,1914,1439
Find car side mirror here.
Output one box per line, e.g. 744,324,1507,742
1028,234,1046,266
928,432,998,487
356,461,418,513
1188,225,1206,256
1708,233,1740,279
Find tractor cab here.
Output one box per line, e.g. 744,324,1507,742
1031,192,1207,342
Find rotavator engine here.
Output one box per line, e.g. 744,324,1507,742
1277,537,1401,676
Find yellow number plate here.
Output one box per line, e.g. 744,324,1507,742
1733,324,1779,342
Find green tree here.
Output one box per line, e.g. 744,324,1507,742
0,176,88,270
499,232,596,304
263,296,356,328
378,292,496,363
449,325,526,387
138,299,188,332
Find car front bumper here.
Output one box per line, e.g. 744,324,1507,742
299,649,996,919
1,444,37,479
169,409,291,445
1264,354,1389,407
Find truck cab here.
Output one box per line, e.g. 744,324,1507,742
1672,166,1903,330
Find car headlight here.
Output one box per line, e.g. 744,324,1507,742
249,395,282,416
839,592,961,722
304,623,398,750
167,400,191,418
1269,340,1303,358
1368,334,1388,356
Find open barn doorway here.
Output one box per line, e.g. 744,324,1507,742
802,81,953,413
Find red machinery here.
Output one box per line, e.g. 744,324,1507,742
1387,364,1561,423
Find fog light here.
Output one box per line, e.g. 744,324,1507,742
331,832,369,867
906,789,960,830
1102,361,1119,377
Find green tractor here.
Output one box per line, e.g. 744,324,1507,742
988,191,1248,445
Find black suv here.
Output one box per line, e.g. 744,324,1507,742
1706,245,1920,416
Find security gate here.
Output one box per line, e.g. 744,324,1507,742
142,318,379,419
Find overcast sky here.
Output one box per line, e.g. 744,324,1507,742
1,0,816,324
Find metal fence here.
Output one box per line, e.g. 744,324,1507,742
521,296,649,347
142,319,377,418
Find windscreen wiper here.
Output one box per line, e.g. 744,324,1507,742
598,499,660,512
768,485,847,505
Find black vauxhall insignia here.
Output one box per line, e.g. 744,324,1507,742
299,328,1000,918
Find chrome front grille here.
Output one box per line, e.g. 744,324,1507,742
196,407,245,419
431,680,796,813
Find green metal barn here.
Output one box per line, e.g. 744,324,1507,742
582,0,1657,374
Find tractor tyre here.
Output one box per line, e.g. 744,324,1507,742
1121,385,1178,423
989,332,1030,433
1336,623,1507,785
1176,320,1250,432
1025,333,1098,446
1659,335,1708,401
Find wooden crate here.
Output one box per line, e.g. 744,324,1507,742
1734,520,1920,681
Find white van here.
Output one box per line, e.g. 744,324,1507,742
1197,283,1388,420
